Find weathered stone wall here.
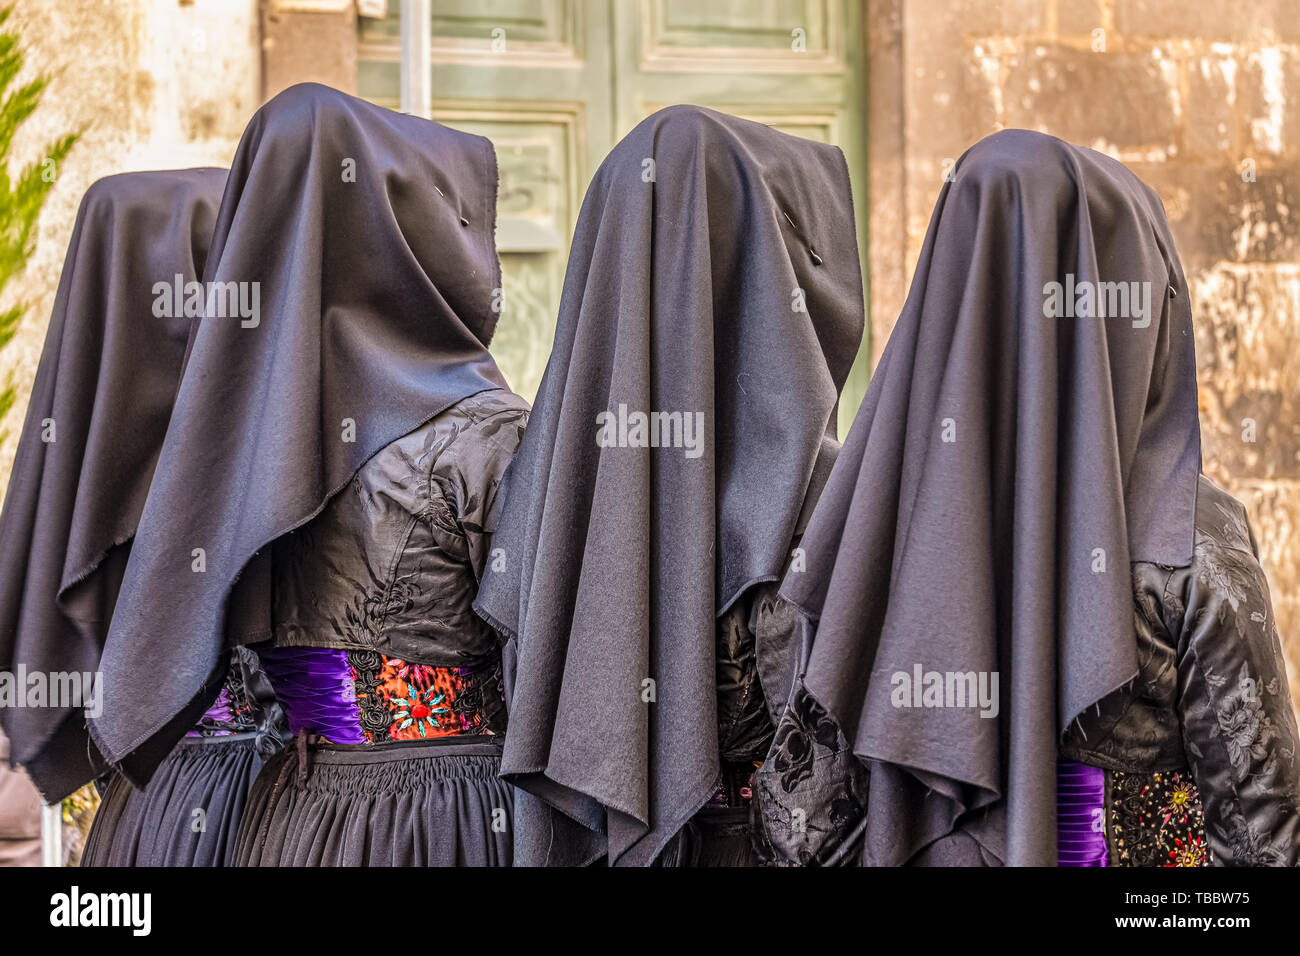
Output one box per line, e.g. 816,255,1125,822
867,0,1300,715
0,0,261,493
0,1,360,494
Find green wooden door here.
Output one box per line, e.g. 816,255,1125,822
359,0,868,433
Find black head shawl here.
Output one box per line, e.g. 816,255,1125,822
86,83,507,782
0,169,225,799
475,105,864,866
781,129,1201,866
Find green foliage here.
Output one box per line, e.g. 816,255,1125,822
61,782,99,866
0,4,79,443
62,782,96,825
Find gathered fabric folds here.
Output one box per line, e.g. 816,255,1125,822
233,739,512,866
0,170,225,800
82,735,263,867
1056,757,1108,866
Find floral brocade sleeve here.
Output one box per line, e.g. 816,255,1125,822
428,397,530,588
752,601,869,867
1169,488,1300,866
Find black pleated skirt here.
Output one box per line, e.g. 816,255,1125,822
81,734,264,867
232,736,512,866
657,807,762,867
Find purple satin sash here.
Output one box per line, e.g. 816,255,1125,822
256,646,364,744
185,686,237,737
1057,756,1108,866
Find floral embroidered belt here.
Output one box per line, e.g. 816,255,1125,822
1108,768,1212,867
186,649,260,737
256,646,506,746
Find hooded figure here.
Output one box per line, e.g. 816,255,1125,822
85,85,515,795
762,129,1300,867
474,105,865,866
0,169,226,801
75,85,525,866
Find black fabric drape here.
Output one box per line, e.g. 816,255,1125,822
475,105,864,866
780,129,1202,866
87,84,509,784
0,169,225,799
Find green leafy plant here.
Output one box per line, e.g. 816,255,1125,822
0,3,78,444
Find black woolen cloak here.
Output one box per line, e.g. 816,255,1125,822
0,169,225,800
87,84,508,783
780,129,1202,866
475,105,864,866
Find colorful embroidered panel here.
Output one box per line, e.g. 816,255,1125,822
1109,769,1213,867
349,650,505,744
256,645,505,745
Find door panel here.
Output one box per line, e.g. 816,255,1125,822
359,0,867,431
361,0,608,402
432,106,585,396
613,0,869,430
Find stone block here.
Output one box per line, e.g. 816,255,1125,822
1000,44,1180,154
1186,49,1242,158
1117,0,1291,42
1238,43,1300,157
1192,263,1300,480
1127,160,1300,267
